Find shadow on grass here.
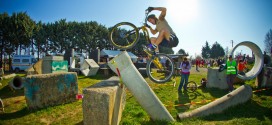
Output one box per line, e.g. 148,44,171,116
174,91,191,113
75,120,83,125
0,107,32,120
0,85,24,99
201,87,228,98
140,120,174,125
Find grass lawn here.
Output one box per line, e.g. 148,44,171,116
0,67,272,125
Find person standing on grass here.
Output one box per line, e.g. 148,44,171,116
178,57,191,92
225,55,237,92
196,59,200,72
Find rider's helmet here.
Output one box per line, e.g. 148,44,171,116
147,14,156,20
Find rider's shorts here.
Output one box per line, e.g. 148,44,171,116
160,33,179,48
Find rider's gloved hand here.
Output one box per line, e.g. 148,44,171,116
145,23,151,28
147,7,154,12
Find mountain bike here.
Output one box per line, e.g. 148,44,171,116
109,9,175,83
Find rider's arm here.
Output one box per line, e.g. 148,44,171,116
149,28,158,35
153,7,166,20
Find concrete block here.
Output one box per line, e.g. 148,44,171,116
207,67,228,89
24,72,78,110
82,76,125,125
80,59,99,76
42,56,68,74
51,61,68,73
33,59,43,74
2,73,16,79
255,67,272,88
25,65,38,75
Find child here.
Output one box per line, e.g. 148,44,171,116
238,60,246,75
198,78,207,88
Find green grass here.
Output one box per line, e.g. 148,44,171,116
0,68,272,125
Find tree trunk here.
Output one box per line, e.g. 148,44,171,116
9,54,12,72
37,43,40,60
19,44,22,55
0,45,2,69
32,39,34,56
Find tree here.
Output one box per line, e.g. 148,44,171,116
159,47,174,54
33,21,48,59
9,12,36,55
210,41,225,58
178,48,186,55
264,29,272,54
0,12,10,68
201,41,211,59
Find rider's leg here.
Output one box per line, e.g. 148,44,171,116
153,28,170,52
150,37,156,44
183,74,189,91
178,74,185,91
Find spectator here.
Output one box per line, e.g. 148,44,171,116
225,55,237,92
196,59,200,72
238,59,246,75
178,57,191,92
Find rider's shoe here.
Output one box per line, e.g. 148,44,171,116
142,44,156,55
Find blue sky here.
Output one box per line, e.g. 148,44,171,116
1,0,272,57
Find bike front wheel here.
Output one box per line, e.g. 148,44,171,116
146,54,175,83
109,22,139,50
187,81,197,92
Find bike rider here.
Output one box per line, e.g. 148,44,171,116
144,7,179,54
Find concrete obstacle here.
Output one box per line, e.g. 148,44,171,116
80,59,100,76
207,67,228,89
25,65,37,75
107,51,174,121
26,56,68,75
230,41,264,80
42,56,68,74
24,72,78,110
9,76,24,90
177,85,252,119
2,73,16,79
207,41,263,89
82,76,125,125
33,59,43,74
255,67,272,88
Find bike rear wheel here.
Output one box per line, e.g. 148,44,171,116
187,81,197,92
109,22,139,50
146,54,175,83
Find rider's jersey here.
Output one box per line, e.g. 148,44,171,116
155,18,175,36
155,18,178,47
